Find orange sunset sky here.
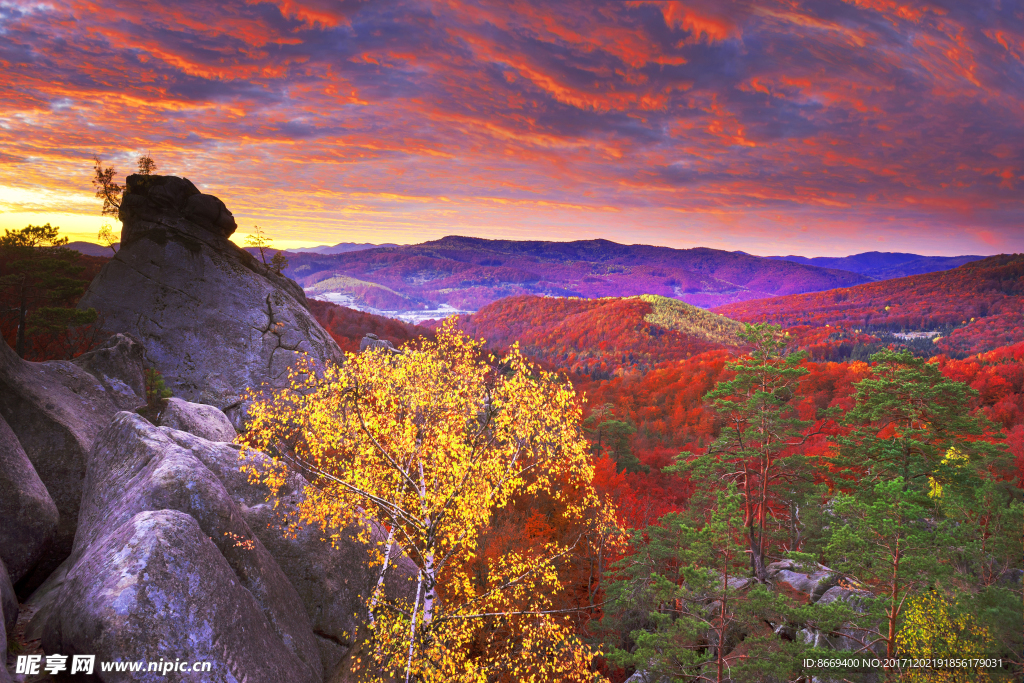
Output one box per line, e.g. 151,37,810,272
0,0,1021,255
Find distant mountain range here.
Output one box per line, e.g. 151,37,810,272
66,241,392,257
67,241,118,256
69,238,989,317
285,242,399,254
766,251,984,280
284,236,873,312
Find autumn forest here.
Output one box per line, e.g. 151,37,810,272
1,237,1023,682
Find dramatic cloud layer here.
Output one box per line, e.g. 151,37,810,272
0,0,1021,254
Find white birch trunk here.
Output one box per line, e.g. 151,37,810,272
406,569,423,683
368,526,396,630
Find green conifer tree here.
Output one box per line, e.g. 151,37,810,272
0,224,97,358
826,478,950,672
939,479,1024,676
675,323,819,582
603,486,857,682
834,349,1006,497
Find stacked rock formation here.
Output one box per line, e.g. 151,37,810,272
78,174,344,426
2,178,415,682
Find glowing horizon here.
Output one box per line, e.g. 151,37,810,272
1,1,1021,258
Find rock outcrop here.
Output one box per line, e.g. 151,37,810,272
41,413,323,682
359,333,400,355
244,493,417,678
766,559,839,604
1,558,16,640
623,562,882,683
0,413,58,584
70,333,147,411
0,334,144,593
78,174,344,425
0,559,12,683
158,427,416,676
805,586,882,654
45,509,319,683
152,427,417,677
27,409,420,682
156,397,237,442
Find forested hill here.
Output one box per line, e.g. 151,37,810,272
452,294,743,378
283,236,871,312
307,298,434,353
715,254,1024,355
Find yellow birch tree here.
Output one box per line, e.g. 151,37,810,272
895,591,995,682
240,323,613,682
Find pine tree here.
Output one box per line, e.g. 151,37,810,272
604,487,756,682
137,153,157,175
826,478,950,671
834,349,1006,497
939,479,1024,677
270,249,289,275
92,158,122,218
0,224,97,358
603,486,855,682
674,323,818,582
92,154,157,248
584,405,644,473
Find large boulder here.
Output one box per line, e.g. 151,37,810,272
766,560,839,604
40,412,322,682
359,334,399,355
78,174,344,426
159,429,418,678
44,510,319,683
70,333,147,411
0,334,144,593
0,561,11,683
1,558,16,639
156,397,236,442
803,586,882,655
0,413,58,584
243,498,417,679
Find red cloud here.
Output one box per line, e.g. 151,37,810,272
0,0,1020,255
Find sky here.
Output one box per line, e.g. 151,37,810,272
0,0,1022,256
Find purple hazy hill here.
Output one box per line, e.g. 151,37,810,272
284,236,872,313
766,251,985,280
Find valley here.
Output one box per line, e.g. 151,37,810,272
4,225,1019,683
281,236,874,315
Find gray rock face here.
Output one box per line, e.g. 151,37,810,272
156,397,236,442
1,558,16,638
772,569,837,605
804,586,882,655
243,499,417,677
78,174,344,423
0,335,143,592
43,509,320,683
0,562,11,683
765,560,839,604
359,334,399,355
0,412,58,584
151,426,415,677
42,412,322,681
71,333,147,411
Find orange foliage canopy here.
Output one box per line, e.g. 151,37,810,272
454,295,728,379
